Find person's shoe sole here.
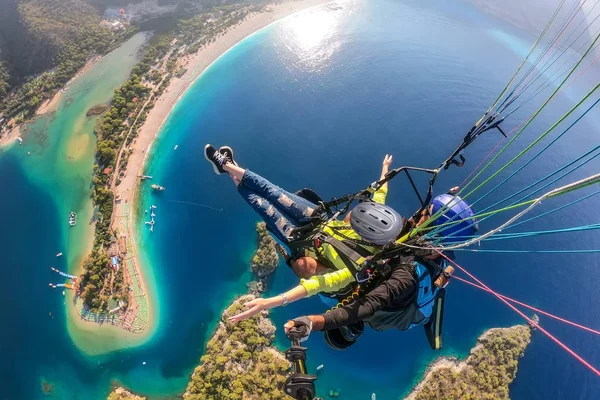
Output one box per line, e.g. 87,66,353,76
219,146,237,166
204,144,224,175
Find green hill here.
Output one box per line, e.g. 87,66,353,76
0,0,114,121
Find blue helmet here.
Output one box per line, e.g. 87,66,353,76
430,193,478,242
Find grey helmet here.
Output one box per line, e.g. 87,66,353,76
349,202,403,245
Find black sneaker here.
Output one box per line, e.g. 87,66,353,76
219,146,238,166
204,144,228,174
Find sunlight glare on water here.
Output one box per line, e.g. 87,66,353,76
279,6,345,72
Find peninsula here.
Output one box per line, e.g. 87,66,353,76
70,0,335,343
406,325,532,400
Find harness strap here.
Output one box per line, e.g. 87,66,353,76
318,233,369,282
423,288,446,350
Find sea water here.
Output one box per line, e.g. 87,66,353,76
2,0,600,399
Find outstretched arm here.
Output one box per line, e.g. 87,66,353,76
229,285,308,323
229,267,356,323
285,266,416,333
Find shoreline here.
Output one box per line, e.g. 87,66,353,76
117,0,335,207
404,327,526,400
106,0,333,339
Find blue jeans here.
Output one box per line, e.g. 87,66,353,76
238,170,317,244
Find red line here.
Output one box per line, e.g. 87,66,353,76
452,275,600,336
459,52,600,188
433,248,600,377
505,0,588,106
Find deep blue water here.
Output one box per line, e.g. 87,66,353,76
2,0,600,399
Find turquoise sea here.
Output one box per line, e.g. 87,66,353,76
2,0,600,399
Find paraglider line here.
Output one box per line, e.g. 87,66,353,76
168,200,223,212
433,248,600,377
452,275,600,336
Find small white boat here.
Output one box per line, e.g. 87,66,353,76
372,393,376,400
174,145,178,150
16,137,23,144
56,253,63,257
317,364,324,371
62,291,65,296
142,361,147,365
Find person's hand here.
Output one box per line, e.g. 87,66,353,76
284,316,313,342
382,154,393,168
229,298,271,323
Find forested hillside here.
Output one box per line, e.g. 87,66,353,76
0,0,114,122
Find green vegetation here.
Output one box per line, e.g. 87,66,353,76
80,2,268,312
78,38,172,311
408,325,531,400
86,103,109,116
78,248,127,313
251,222,279,277
184,295,290,400
107,387,146,400
0,0,116,122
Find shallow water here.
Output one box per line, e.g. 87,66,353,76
2,1,600,399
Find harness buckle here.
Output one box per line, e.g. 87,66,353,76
314,237,321,248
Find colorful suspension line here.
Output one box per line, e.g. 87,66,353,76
433,172,600,250
510,0,600,104
441,223,600,243
440,188,600,243
429,97,600,241
432,248,600,377
453,248,600,254
452,275,600,336
504,189,600,230
506,45,600,119
508,1,600,113
498,0,591,114
492,0,568,113
458,45,600,189
461,78,600,204
430,146,600,242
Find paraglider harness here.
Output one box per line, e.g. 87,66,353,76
284,165,457,350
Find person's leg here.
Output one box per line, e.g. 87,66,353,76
241,191,297,243
235,169,317,223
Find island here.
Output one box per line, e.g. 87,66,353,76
107,387,145,400
184,295,291,400
406,325,531,400
86,104,109,117
251,222,280,278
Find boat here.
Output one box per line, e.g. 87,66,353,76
174,145,178,150
151,184,165,191
68,211,77,227
62,290,65,296
16,137,23,144
56,253,63,257
372,394,376,400
317,364,324,371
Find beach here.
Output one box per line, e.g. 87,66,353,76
117,0,334,209
36,91,62,116
110,0,333,338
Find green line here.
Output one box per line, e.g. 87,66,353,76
463,81,600,200
484,0,567,114
420,175,600,234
